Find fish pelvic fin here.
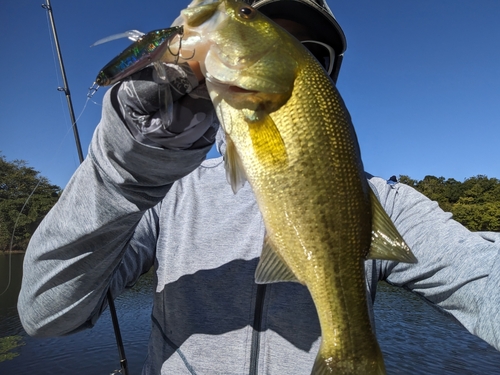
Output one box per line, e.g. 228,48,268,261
224,134,247,194
367,189,418,263
311,343,386,375
255,236,299,284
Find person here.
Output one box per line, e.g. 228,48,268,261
18,0,500,374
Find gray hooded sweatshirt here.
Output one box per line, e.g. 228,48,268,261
18,66,500,374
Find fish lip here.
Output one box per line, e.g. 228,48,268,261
228,86,258,93
206,74,260,94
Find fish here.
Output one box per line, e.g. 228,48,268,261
174,1,418,373
92,26,184,87
179,1,418,373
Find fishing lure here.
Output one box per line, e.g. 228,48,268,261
89,25,184,96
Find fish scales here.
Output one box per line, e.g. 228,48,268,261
208,37,382,373
239,53,379,371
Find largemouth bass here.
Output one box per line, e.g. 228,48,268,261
175,1,417,373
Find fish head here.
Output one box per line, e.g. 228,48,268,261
175,0,308,114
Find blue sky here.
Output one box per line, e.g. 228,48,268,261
1,0,499,188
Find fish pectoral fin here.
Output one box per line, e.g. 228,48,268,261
248,112,287,166
368,189,418,263
255,237,299,284
224,134,247,194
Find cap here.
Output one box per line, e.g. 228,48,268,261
249,0,346,82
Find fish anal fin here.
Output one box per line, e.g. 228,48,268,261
368,189,418,264
255,236,299,284
224,134,247,194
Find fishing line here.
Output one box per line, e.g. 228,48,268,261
2,10,80,296
0,96,91,297
22,3,129,374
0,179,41,297
3,7,97,295
88,95,103,107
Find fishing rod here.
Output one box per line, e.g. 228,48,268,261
41,1,129,374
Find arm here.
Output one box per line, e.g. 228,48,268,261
18,62,217,337
369,176,500,351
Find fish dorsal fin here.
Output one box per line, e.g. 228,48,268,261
248,112,287,166
368,189,418,263
224,134,247,194
255,236,299,284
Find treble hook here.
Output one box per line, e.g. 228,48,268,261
166,29,196,64
167,30,182,65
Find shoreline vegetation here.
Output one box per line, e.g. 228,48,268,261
0,335,25,363
1,153,61,252
1,153,499,251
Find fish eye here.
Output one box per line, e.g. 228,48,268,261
238,6,255,19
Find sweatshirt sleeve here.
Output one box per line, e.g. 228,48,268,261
17,85,214,338
369,176,500,351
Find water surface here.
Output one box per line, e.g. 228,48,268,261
1,253,499,374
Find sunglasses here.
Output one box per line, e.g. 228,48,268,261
301,40,336,76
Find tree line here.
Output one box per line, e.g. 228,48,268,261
0,153,498,251
398,174,500,232
0,154,61,251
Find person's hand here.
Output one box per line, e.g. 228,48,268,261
114,62,218,150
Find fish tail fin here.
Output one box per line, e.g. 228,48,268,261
311,343,386,375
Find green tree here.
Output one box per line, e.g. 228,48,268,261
452,201,500,231
398,174,500,232
450,176,500,231
398,175,417,188
461,175,500,204
0,153,61,251
0,335,25,362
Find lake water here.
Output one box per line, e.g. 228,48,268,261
1,253,500,374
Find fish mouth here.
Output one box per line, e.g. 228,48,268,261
206,75,260,94
228,86,258,93
206,72,292,114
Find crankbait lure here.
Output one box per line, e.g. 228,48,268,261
89,25,184,96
